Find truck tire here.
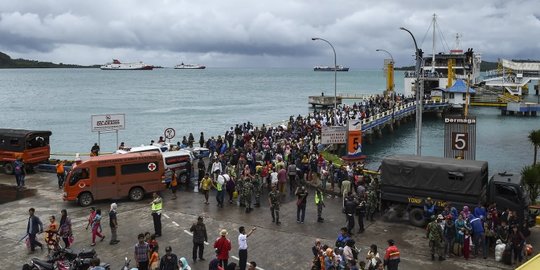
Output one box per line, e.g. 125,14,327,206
409,208,426,227
129,187,145,201
3,162,14,175
78,192,94,207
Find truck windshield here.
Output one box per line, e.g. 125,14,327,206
69,168,89,186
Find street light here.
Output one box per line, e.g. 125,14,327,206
312,37,338,108
400,27,424,156
376,49,395,92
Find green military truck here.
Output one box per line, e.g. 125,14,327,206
379,155,533,227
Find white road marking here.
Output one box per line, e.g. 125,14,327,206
183,229,193,236
163,214,170,219
172,221,179,226
231,254,264,269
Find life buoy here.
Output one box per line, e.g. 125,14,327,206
78,182,86,188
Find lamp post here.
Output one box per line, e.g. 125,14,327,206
400,27,424,156
376,49,395,92
312,37,337,108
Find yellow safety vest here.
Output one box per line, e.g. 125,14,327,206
151,198,163,212
315,192,324,204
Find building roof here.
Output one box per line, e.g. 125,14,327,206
445,79,476,94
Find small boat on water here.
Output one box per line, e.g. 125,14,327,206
174,62,206,69
314,65,349,72
100,59,153,70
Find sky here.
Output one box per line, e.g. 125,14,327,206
0,0,539,68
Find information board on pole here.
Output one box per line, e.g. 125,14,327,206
346,119,363,157
444,116,476,160
91,114,126,132
321,126,347,144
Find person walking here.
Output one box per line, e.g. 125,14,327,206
199,132,205,148
214,171,225,208
159,246,179,270
315,187,325,223
26,208,44,252
356,195,366,233
14,157,26,189
90,209,105,246
200,173,212,205
243,177,254,213
189,216,208,263
213,229,232,268
197,158,206,189
344,193,358,234
135,233,150,270
58,209,72,248
150,193,163,237
268,185,281,225
109,203,119,245
365,188,377,222
287,161,297,194
56,160,65,189
383,239,400,270
426,215,445,261
295,185,309,223
238,226,256,270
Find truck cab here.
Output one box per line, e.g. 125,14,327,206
487,172,533,227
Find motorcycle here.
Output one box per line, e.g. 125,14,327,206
121,257,137,270
22,248,108,270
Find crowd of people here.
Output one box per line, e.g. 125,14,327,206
422,199,532,266
311,234,400,270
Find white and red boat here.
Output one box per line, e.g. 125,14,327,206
100,59,153,70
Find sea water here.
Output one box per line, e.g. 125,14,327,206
0,68,538,172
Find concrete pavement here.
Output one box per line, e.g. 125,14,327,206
0,172,535,270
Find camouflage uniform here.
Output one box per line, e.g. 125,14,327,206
253,174,262,207
366,189,377,221
243,178,253,212
268,189,281,224
236,176,245,207
427,219,444,260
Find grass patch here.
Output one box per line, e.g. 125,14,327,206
321,151,343,167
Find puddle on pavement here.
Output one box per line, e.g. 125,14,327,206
0,184,37,204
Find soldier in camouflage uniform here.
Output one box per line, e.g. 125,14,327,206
268,185,281,225
236,175,245,207
366,188,377,222
243,177,254,213
253,173,262,207
427,214,445,261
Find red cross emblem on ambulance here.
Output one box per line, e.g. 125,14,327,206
148,163,157,171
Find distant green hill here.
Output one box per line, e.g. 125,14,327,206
0,51,93,68
395,61,499,72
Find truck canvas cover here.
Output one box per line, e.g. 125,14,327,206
381,155,488,197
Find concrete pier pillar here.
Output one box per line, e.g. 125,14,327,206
388,123,394,133
395,119,401,127
375,129,383,138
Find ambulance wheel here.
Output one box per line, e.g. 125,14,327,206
129,187,145,201
409,208,426,227
3,162,14,175
78,192,94,207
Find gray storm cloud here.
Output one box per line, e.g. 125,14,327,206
0,0,538,67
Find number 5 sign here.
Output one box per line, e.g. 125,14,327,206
452,132,469,150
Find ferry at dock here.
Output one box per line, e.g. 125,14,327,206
100,59,154,70
403,14,481,98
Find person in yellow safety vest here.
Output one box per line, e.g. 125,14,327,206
150,193,162,237
315,187,325,223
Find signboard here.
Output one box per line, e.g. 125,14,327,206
91,114,125,132
346,120,363,157
321,126,347,144
164,128,176,140
444,116,476,160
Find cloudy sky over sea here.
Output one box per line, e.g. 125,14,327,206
1,0,539,68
